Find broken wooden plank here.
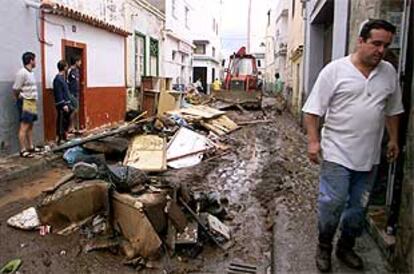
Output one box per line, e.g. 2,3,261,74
237,119,273,126
124,135,167,172
168,105,225,119
167,127,213,169
200,115,240,136
52,117,154,152
235,104,246,113
167,147,213,162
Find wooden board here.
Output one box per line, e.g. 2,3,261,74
181,105,225,119
168,105,225,119
200,115,240,136
157,90,183,116
124,135,167,172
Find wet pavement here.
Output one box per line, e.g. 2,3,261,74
0,98,391,273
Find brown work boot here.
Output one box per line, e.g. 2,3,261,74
336,247,363,270
316,244,332,272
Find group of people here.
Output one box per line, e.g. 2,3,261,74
53,57,82,145
12,52,81,158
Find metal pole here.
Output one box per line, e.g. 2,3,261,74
247,0,252,52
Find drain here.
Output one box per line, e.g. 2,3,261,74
227,262,258,274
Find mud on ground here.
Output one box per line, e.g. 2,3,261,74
0,98,389,273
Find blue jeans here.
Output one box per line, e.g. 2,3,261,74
318,161,377,248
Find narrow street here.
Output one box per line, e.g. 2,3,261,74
0,98,390,273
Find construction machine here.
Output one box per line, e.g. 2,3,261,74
213,46,262,108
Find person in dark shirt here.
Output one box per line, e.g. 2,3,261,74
68,56,81,132
53,60,72,144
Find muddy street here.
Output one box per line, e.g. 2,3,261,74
0,99,389,273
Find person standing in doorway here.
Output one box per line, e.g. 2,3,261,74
194,78,204,93
302,19,403,272
67,56,81,134
13,52,40,158
53,60,72,145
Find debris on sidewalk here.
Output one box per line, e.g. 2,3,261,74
5,103,243,271
82,137,129,158
7,207,40,230
112,191,163,259
124,135,167,172
83,237,120,253
205,213,231,241
200,115,239,136
72,162,99,179
37,180,110,233
167,127,214,169
0,259,22,274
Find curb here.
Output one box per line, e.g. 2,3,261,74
0,153,62,184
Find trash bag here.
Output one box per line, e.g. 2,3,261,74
107,165,148,193
63,146,91,166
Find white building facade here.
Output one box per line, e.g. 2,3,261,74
125,0,165,110
159,0,195,88
191,0,222,94
264,0,289,93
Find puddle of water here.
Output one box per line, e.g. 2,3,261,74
0,168,69,209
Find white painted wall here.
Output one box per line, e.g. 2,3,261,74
163,0,194,85
0,0,44,154
264,0,289,90
190,0,222,92
303,0,348,97
125,0,165,88
44,14,125,89
54,0,125,28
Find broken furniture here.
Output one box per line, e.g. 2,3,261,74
37,180,110,234
124,135,167,172
141,76,174,117
111,191,163,259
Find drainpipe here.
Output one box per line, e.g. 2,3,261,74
25,0,55,13
300,0,309,126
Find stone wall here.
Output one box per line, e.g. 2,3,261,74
348,0,404,53
395,108,414,273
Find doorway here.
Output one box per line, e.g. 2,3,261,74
62,40,87,130
193,67,207,93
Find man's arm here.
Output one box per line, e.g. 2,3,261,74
385,115,400,162
12,71,24,100
304,113,321,164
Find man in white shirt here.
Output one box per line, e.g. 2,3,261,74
302,19,403,272
13,52,39,158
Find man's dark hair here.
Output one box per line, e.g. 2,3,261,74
70,56,81,66
22,52,36,66
57,60,68,72
359,19,396,41
275,73,280,79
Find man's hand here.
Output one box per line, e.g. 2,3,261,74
387,141,399,162
13,90,21,101
308,141,321,164
63,105,69,112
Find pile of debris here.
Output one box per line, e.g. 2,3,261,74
7,105,241,271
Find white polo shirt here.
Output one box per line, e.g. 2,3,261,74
302,55,404,171
13,68,38,100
